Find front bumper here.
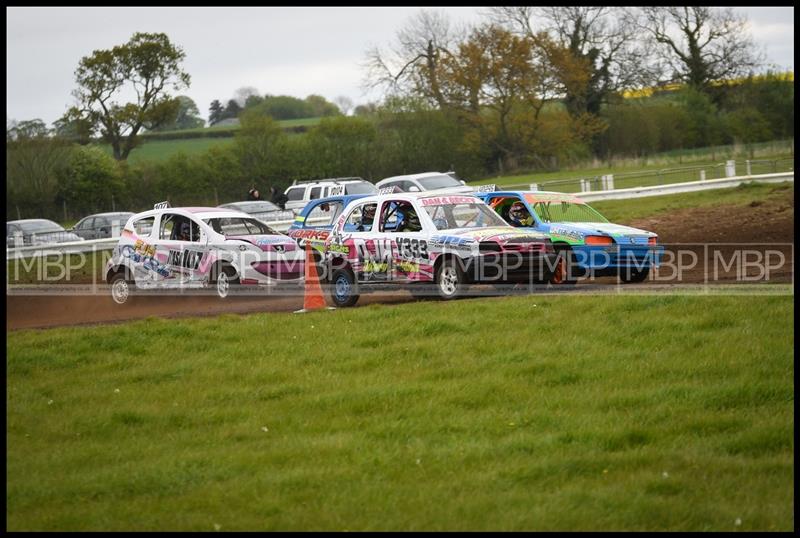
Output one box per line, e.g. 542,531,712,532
465,252,559,284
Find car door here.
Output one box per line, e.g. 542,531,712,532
151,213,207,288
336,201,383,283
375,199,430,283
74,217,95,239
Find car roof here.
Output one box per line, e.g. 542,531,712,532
289,177,369,187
83,211,134,217
129,207,251,221
377,171,453,184
7,218,59,225
346,192,481,205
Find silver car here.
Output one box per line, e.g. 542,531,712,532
6,219,85,247
217,201,294,223
70,212,135,240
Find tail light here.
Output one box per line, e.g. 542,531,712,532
585,235,613,245
648,237,658,245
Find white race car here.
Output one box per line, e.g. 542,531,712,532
321,193,559,306
105,204,304,304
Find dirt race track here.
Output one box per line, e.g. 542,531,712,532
7,190,794,331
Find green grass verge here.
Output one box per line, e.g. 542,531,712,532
589,181,793,223
6,294,794,531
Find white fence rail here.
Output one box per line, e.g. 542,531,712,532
6,172,793,260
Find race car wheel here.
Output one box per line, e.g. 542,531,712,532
550,246,578,285
213,265,240,299
619,266,650,284
110,271,133,305
435,258,465,300
331,268,359,307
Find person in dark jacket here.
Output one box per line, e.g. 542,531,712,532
247,186,262,201
270,186,289,210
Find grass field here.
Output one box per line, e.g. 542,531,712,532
6,293,794,531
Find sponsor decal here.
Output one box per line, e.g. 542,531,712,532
326,243,350,255
420,195,478,206
429,235,474,251
396,261,420,273
167,249,204,270
288,229,330,240
476,183,497,192
121,244,170,277
134,239,156,257
255,237,288,245
551,227,585,241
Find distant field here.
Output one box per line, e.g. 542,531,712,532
6,294,793,530
97,117,324,162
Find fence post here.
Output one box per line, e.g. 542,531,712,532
699,170,706,181
746,160,752,176
725,160,736,177
63,200,67,222
529,183,539,191
16,205,21,220
112,221,121,237
580,179,591,192
606,174,614,190
13,231,23,247
111,194,116,211
214,188,219,206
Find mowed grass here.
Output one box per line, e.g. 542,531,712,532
6,294,794,531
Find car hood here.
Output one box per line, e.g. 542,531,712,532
547,222,657,241
441,226,550,243
227,235,298,252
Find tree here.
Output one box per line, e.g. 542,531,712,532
334,95,354,116
305,95,341,117
488,7,652,118
56,146,125,216
223,99,243,120
636,7,764,98
7,130,73,219
62,32,191,160
7,119,50,140
148,95,205,131
234,86,260,107
209,99,225,125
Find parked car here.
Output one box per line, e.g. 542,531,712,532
6,219,84,247
375,171,474,195
105,204,304,304
285,194,369,246
474,189,663,283
320,192,557,306
70,212,135,240
217,201,294,223
283,177,377,212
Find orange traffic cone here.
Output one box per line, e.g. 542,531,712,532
294,241,335,313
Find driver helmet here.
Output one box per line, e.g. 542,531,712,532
508,202,529,224
362,204,376,220
406,210,420,230
179,221,191,240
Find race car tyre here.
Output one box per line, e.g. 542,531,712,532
330,268,360,307
550,246,578,285
110,271,134,305
435,258,466,300
619,266,650,284
213,264,240,299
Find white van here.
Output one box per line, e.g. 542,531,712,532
283,178,377,212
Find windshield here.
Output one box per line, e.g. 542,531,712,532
424,202,508,230
203,217,279,237
345,182,377,195
418,174,462,190
20,220,64,233
531,201,609,224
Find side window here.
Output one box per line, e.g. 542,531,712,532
95,217,110,228
305,201,343,227
379,200,420,233
132,216,155,236
77,217,94,230
286,187,304,202
343,203,377,232
309,186,322,200
159,214,176,240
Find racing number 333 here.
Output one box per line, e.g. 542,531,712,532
396,238,429,260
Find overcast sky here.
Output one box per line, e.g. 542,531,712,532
6,6,795,126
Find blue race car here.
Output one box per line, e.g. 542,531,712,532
474,190,663,283
285,194,369,246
